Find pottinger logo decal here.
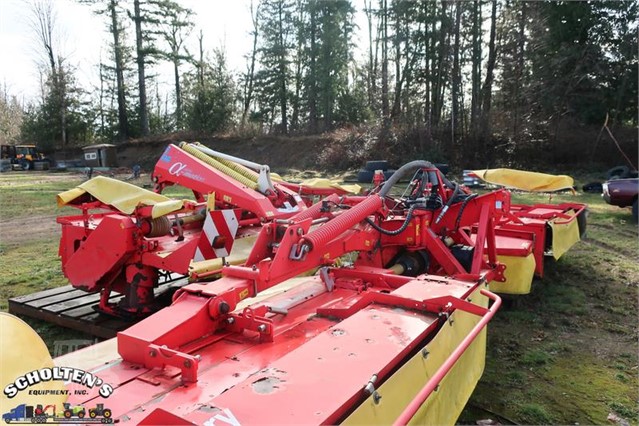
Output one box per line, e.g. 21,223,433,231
168,162,187,176
167,161,205,182
3,367,113,399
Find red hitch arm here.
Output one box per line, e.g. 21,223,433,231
393,289,502,426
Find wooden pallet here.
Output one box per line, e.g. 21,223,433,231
8,279,188,339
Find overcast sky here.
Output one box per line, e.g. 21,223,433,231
0,0,367,104
0,0,254,101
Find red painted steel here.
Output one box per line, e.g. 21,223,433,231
52,145,587,423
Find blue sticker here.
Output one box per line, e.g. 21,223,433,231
160,154,171,163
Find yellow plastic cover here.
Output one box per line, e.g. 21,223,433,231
549,211,580,260
299,178,361,194
472,168,574,192
489,253,536,295
1,313,68,413
271,173,360,194
57,176,185,218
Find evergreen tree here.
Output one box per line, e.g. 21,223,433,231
183,48,237,134
315,0,355,130
255,0,295,134
80,0,131,141
158,0,194,130
22,64,92,150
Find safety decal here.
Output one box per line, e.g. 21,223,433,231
193,209,242,262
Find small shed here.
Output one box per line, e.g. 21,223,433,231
82,144,117,167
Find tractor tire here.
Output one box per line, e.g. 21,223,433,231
78,411,85,418
606,165,630,180
21,160,33,171
383,169,396,180
434,163,449,175
103,409,112,418
364,160,389,172
357,169,374,183
90,411,97,419
64,411,72,419
632,199,638,223
582,182,603,193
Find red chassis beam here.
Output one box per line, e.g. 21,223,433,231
152,144,308,219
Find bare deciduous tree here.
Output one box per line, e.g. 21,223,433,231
242,0,260,128
27,0,67,146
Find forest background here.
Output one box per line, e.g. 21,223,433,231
0,0,637,170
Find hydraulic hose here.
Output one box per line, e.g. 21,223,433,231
302,160,453,251
366,204,417,236
434,182,461,224
377,159,460,227
454,193,478,230
301,194,383,250
380,160,455,198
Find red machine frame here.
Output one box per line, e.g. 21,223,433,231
54,145,586,424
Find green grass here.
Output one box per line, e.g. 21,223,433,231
0,240,68,310
521,349,553,367
460,175,638,425
504,370,526,387
518,403,554,424
0,172,84,219
609,401,637,419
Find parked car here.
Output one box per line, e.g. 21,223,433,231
602,178,638,222
463,170,485,188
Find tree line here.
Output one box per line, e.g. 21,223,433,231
1,0,636,167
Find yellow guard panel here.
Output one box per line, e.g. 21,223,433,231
549,211,580,260
489,253,536,294
57,176,185,218
472,168,574,192
343,287,488,425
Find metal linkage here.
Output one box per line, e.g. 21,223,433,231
144,344,200,383
225,306,274,342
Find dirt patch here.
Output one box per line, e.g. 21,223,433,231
0,172,82,187
589,222,639,241
0,213,60,247
582,237,638,259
